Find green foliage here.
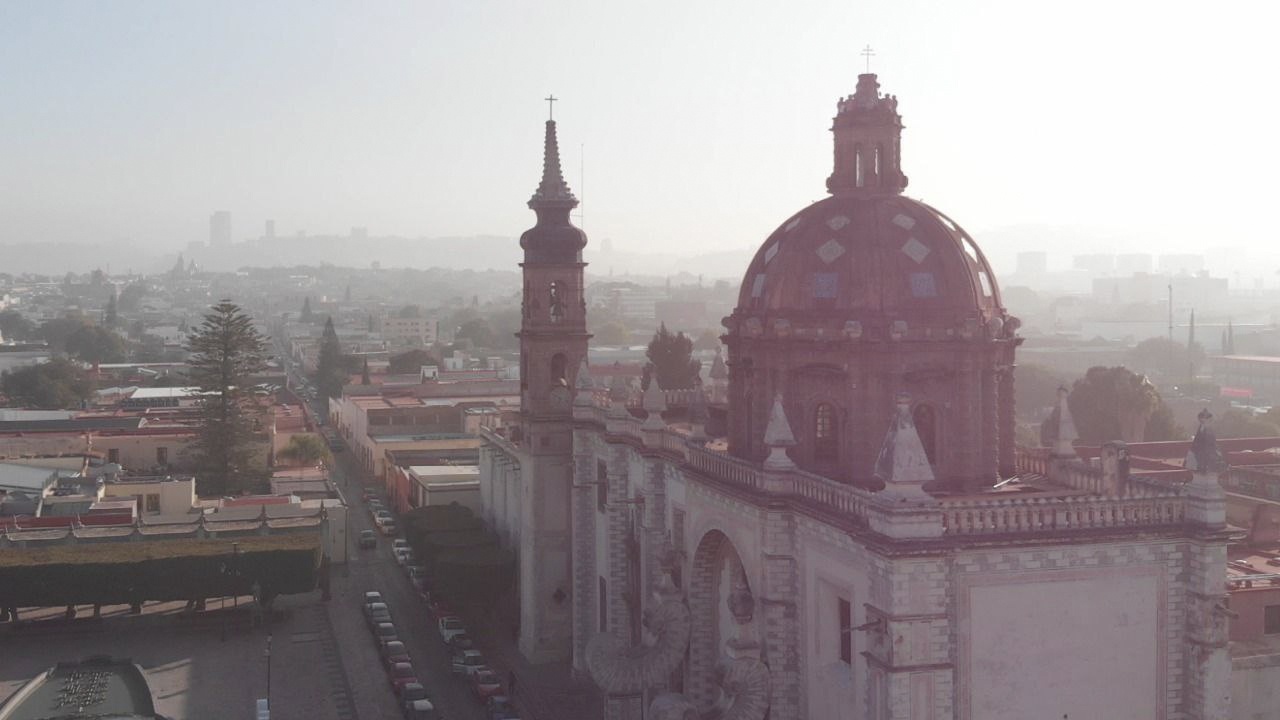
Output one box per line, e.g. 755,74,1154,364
1127,337,1205,381
388,349,439,374
314,317,347,399
66,324,127,364
398,304,422,318
278,434,333,467
1215,410,1280,439
432,545,516,614
643,323,701,390
0,538,319,607
186,300,270,496
117,282,147,313
455,317,495,349
1063,366,1165,444
40,316,90,353
692,329,721,352
361,357,371,385
104,292,119,329
0,310,37,342
0,358,95,409
1144,403,1185,441
300,297,313,323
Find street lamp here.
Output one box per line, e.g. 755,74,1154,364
264,634,272,712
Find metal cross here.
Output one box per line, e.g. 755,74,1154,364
861,45,875,73
545,94,558,120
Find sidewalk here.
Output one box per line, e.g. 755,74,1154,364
469,598,601,720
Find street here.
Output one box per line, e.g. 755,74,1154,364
328,445,492,720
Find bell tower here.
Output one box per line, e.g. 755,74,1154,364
515,105,588,662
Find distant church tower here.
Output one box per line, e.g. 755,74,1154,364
515,108,588,662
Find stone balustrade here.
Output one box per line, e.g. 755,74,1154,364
482,414,1201,541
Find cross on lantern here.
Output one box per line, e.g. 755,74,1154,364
545,94,558,120
861,45,875,73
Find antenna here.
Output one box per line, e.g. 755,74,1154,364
580,143,585,233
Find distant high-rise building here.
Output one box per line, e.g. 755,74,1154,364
209,211,231,247
1015,251,1047,274
1116,253,1153,274
265,219,275,239
1072,253,1114,274
1159,253,1206,275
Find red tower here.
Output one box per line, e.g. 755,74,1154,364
514,114,588,662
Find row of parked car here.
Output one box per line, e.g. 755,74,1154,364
360,487,518,720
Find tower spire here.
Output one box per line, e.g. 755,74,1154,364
529,117,578,211
826,72,907,195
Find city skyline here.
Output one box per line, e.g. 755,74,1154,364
2,1,1277,260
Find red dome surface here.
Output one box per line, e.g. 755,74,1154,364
736,193,1002,320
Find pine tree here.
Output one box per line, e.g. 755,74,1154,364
104,291,118,329
300,297,313,323
186,300,269,496
361,357,371,385
642,323,702,390
315,317,347,399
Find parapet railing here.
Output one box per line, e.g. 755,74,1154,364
480,404,1198,539
1,509,327,545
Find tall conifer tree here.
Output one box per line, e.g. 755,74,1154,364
315,317,346,399
186,300,269,495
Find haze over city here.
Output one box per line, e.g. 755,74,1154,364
3,0,1279,276
6,4,1280,720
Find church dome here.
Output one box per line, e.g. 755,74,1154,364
735,193,1002,321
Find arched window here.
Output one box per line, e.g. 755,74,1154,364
551,353,568,387
549,281,564,323
854,144,864,188
913,404,938,466
815,403,838,461
874,143,882,179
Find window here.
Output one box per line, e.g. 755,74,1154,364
551,354,568,387
145,494,160,513
854,143,864,188
1266,605,1280,635
107,448,120,464
913,404,938,465
815,404,838,461
597,460,609,512
839,598,853,663
599,577,608,632
549,281,564,323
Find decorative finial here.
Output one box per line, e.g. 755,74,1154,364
545,94,558,120
529,108,578,210
873,392,935,501
763,394,797,470
860,44,876,73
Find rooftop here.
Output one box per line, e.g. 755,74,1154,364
0,656,158,720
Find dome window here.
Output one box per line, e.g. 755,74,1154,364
812,273,838,302
909,272,937,298
978,271,994,298
815,403,839,461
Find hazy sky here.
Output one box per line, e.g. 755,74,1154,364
1,1,1277,257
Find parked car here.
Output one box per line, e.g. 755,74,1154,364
380,640,411,669
359,530,377,549
362,591,383,606
438,615,467,643
373,622,398,646
400,683,428,705
389,662,418,693
364,602,391,627
379,521,398,536
469,668,504,702
374,510,394,526
402,698,438,720
486,695,520,720
406,566,427,589
394,547,413,566
427,595,452,617
392,539,410,552
451,649,486,677
447,632,474,651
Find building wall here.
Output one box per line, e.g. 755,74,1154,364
103,477,195,516
1232,653,1280,720
1228,586,1280,641
93,434,197,473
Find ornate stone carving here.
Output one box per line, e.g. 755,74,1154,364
585,597,692,695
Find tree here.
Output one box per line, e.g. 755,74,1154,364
1062,366,1165,444
455,317,494,349
300,297,313,323
593,321,629,346
117,282,146,313
389,349,438,374
361,357,371,385
104,292,118,329
65,325,127,364
40,316,90,353
1126,337,1204,382
0,358,94,409
277,434,333,467
314,317,347,399
0,311,37,342
692,329,721,352
186,300,270,496
1014,363,1070,421
642,323,701,390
